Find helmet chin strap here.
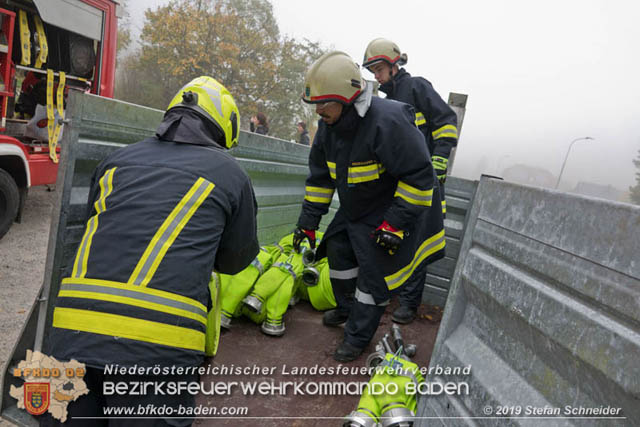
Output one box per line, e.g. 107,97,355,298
390,66,397,94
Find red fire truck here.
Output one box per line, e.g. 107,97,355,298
0,0,119,238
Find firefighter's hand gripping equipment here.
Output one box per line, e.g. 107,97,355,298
372,221,404,255
431,156,448,184
293,227,316,252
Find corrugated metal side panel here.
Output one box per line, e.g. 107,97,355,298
422,176,478,307
232,131,337,242
417,177,640,426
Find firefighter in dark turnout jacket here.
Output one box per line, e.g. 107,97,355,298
45,76,259,426
293,52,445,362
363,38,458,324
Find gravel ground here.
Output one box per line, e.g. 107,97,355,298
0,186,57,427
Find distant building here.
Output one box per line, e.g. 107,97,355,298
501,164,556,188
570,182,627,202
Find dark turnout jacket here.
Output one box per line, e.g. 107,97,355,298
50,110,259,369
297,97,445,304
380,68,458,160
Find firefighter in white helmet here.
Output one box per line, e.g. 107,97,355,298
363,38,458,324
293,52,445,361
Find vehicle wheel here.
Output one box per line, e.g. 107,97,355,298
0,168,20,239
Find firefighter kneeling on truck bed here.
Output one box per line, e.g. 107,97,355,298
42,76,259,426
293,51,446,362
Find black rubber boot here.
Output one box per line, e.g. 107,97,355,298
392,305,417,324
323,309,349,326
333,341,364,362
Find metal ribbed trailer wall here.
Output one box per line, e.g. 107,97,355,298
418,176,640,426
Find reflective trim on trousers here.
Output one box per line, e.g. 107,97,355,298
329,267,359,280
355,289,390,306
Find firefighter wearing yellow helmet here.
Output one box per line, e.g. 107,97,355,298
166,76,240,149
46,76,258,424
294,52,445,362
364,38,458,324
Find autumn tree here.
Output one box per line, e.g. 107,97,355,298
116,0,324,140
116,0,131,55
630,148,640,205
266,37,324,140
114,0,132,100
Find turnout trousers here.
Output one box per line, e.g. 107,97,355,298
396,261,428,310
326,229,388,349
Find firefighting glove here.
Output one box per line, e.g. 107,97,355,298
293,227,316,253
372,221,404,255
432,156,448,184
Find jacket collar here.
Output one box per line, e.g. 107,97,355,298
379,68,410,96
156,109,225,149
327,104,361,137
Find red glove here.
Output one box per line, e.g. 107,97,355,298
293,227,316,253
372,221,404,255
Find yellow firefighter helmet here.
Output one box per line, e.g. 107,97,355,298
167,76,239,149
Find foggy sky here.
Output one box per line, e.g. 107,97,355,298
128,0,640,193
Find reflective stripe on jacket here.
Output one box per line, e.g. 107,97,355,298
297,98,445,304
380,68,458,160
50,135,259,368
